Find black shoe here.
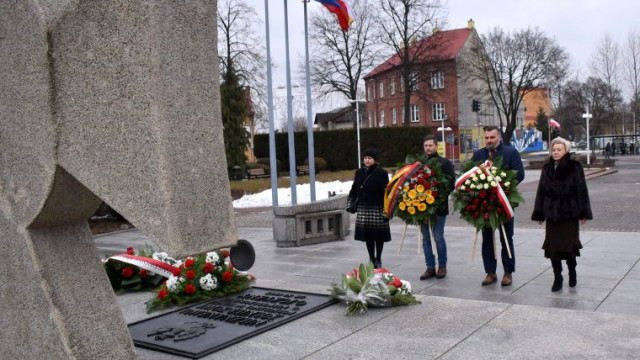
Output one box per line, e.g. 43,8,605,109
552,275,563,292
374,259,381,269
569,270,577,288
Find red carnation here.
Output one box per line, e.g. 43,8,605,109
184,283,196,295
186,270,196,280
126,247,134,255
484,213,490,220
157,289,168,300
389,277,403,288
219,250,230,258
497,208,504,214
418,177,425,185
431,180,437,186
473,212,480,219
172,268,182,277
505,190,511,195
432,190,438,197
138,269,148,278
489,194,496,201
487,206,493,212
466,187,471,192
203,262,214,273
466,205,473,212
222,271,233,283
472,198,480,206
482,200,488,207
479,190,487,199
185,258,195,268
122,267,134,278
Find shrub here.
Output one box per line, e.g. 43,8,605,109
303,156,328,173
253,163,270,172
230,187,245,200
245,162,257,169
256,158,281,172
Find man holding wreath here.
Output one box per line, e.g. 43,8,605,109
472,126,525,286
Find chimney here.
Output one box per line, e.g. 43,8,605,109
432,26,440,34
468,19,475,29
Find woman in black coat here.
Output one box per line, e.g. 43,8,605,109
531,137,593,292
347,148,391,268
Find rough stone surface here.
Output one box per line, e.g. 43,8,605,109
0,1,229,359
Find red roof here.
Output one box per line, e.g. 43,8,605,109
364,28,472,79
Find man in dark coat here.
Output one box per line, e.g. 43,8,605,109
473,126,525,286
347,148,391,268
419,135,456,280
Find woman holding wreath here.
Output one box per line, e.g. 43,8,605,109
531,137,593,292
346,148,391,268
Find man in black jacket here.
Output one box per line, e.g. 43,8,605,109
473,126,525,286
419,135,456,280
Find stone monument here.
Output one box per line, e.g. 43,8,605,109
0,1,234,359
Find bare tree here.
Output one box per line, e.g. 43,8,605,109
374,0,445,125
590,34,621,112
217,0,268,132
306,0,379,104
623,29,640,122
464,26,569,145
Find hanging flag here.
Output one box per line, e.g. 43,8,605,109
549,119,561,129
314,0,355,31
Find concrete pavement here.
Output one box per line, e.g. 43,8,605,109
98,158,640,359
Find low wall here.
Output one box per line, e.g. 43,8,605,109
273,195,350,247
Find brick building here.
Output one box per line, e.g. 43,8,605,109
362,20,501,161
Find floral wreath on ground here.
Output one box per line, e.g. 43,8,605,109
329,262,420,316
452,156,524,231
384,156,450,226
103,247,254,313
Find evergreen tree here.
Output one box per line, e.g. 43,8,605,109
220,61,249,172
534,106,550,144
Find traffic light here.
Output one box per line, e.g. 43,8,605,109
472,99,481,112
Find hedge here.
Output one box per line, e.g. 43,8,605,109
253,126,431,171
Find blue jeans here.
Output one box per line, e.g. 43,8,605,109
421,215,447,269
481,218,515,274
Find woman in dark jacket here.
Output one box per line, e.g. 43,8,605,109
347,148,391,268
531,137,593,292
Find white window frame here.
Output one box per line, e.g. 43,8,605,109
379,82,384,98
390,78,396,95
367,85,372,101
391,108,397,125
373,111,377,128
410,104,420,123
379,109,385,127
400,76,405,93
431,71,444,89
402,106,406,123
368,112,372,127
409,72,418,91
432,103,446,121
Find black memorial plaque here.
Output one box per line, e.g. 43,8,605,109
128,287,338,359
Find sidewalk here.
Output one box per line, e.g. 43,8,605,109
100,164,640,359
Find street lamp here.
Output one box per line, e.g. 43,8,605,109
348,99,365,168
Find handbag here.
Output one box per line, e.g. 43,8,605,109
347,167,379,213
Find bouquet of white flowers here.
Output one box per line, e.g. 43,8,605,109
329,262,420,316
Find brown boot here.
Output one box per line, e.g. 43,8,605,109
481,273,497,286
420,268,436,280
436,266,447,279
501,273,512,286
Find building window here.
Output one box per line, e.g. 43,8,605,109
373,111,377,128
367,85,372,101
432,103,446,121
409,72,418,91
391,108,397,125
431,71,444,89
410,104,420,122
402,106,405,123
400,76,405,92
379,110,385,127
368,112,372,127
379,82,384,98
390,79,395,95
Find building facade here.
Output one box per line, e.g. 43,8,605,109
362,21,501,161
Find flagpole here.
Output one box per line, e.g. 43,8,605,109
284,0,297,205
303,0,317,202
264,0,278,206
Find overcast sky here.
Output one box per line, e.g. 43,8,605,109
251,0,636,117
